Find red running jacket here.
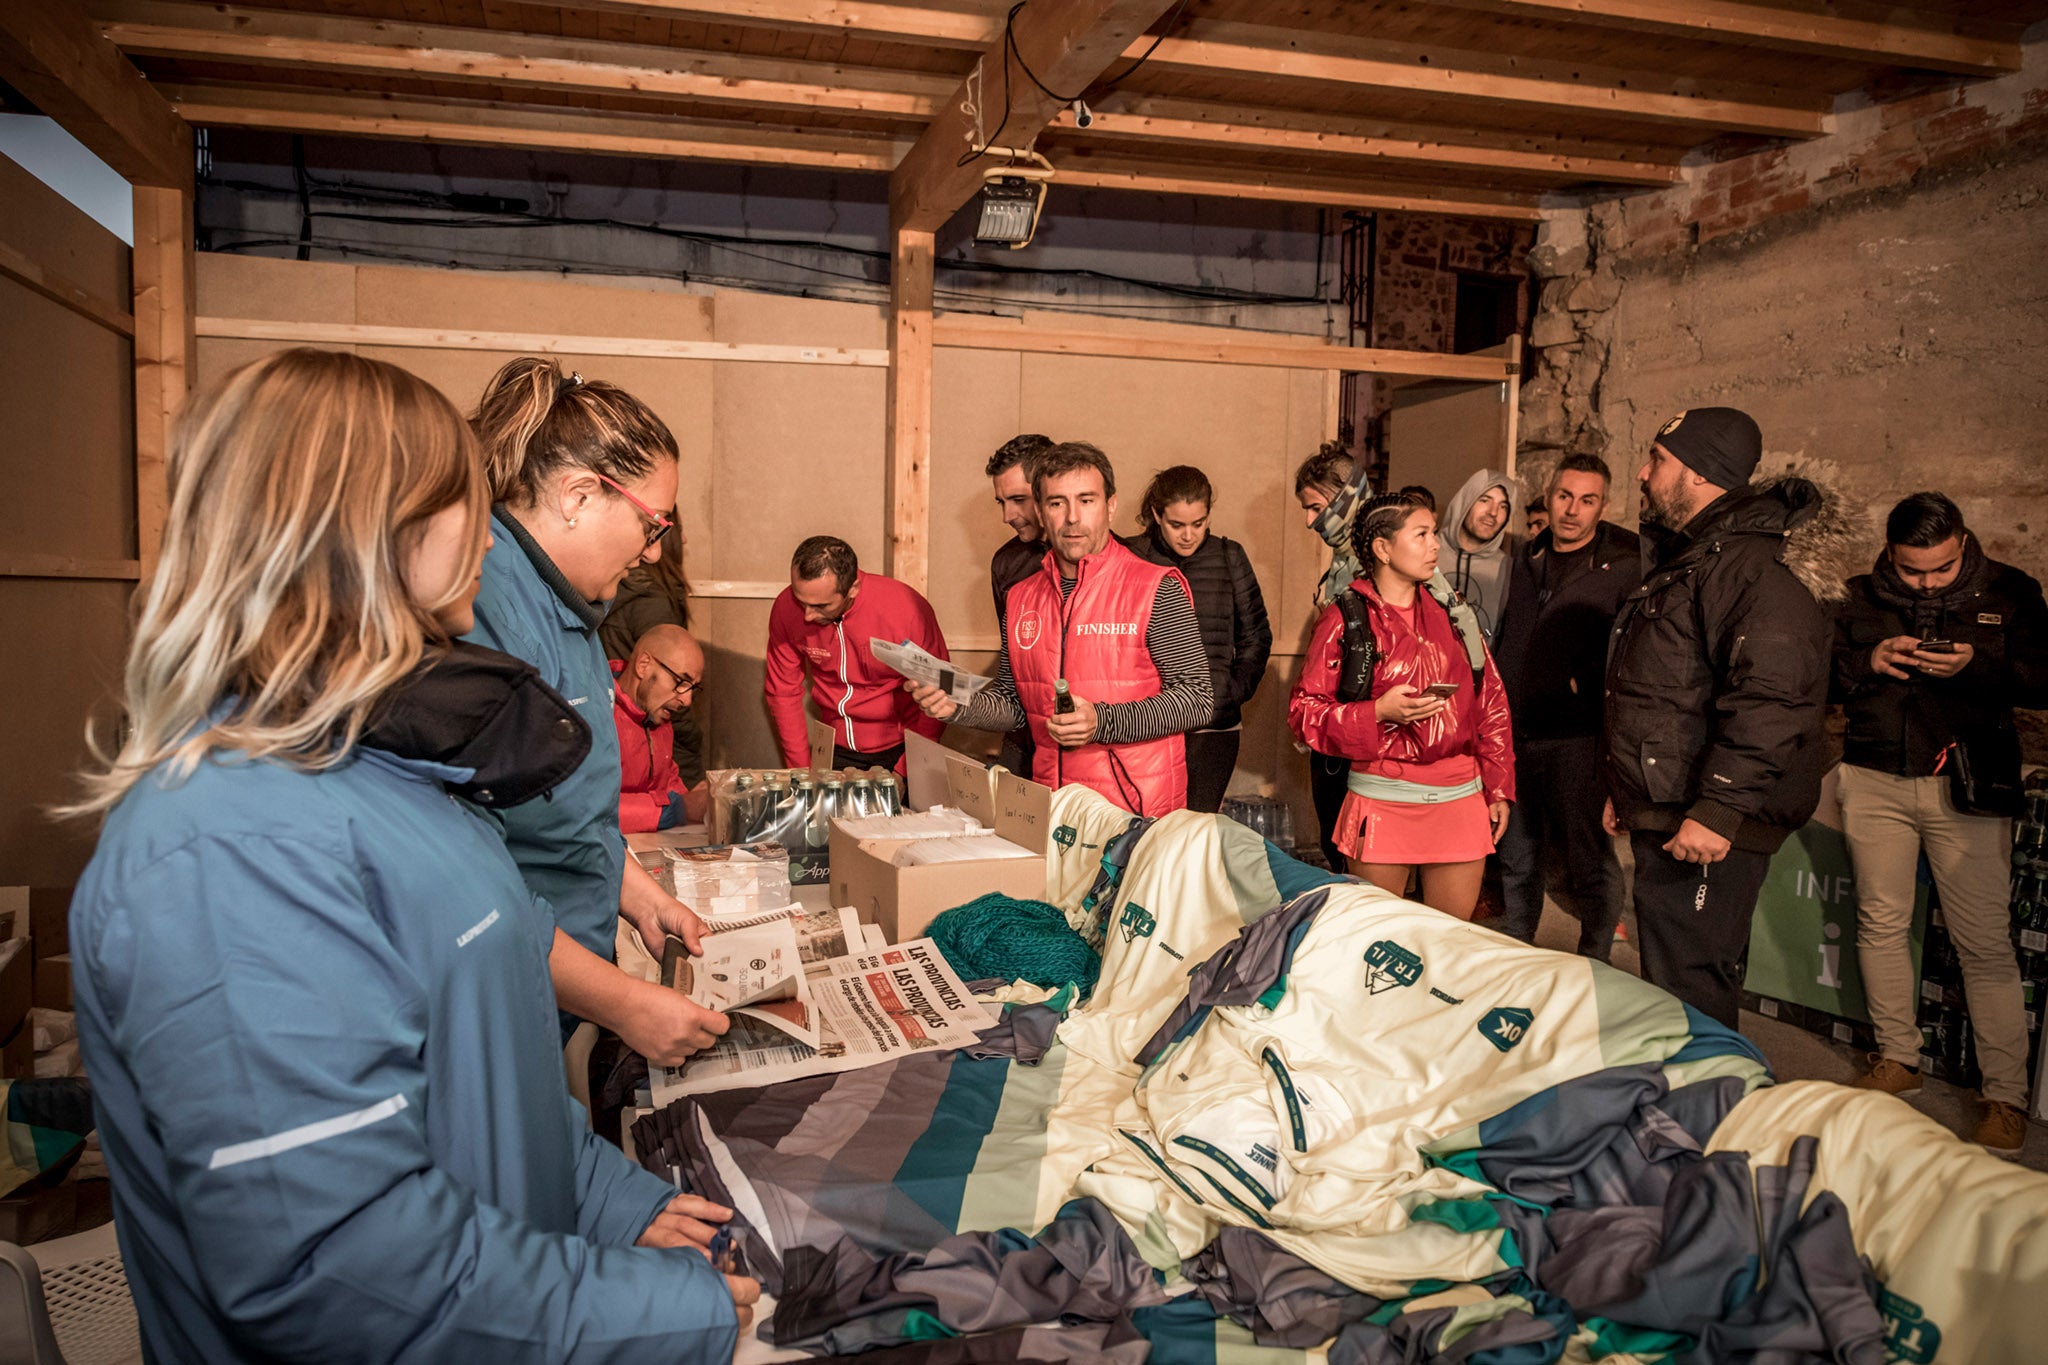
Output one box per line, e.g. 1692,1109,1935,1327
1288,576,1516,804
612,659,684,833
1005,539,1190,816
764,570,949,768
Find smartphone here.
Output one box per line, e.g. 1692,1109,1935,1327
1917,639,1957,654
1422,681,1461,699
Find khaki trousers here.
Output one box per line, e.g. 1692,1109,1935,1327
1839,763,2029,1105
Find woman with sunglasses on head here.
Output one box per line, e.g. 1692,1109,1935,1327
1288,493,1516,918
464,356,725,1065
64,349,755,1361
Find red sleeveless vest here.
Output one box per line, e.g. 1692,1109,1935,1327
1003,539,1189,815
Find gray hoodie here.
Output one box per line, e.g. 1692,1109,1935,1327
1441,467,1519,642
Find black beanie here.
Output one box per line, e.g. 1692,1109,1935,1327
1652,407,1762,489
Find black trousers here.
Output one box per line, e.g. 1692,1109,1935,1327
1308,750,1350,872
832,742,905,773
997,727,1034,780
1184,730,1242,814
1629,829,1772,1029
1495,735,1625,959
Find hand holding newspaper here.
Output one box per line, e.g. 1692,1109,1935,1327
650,933,994,1103
869,637,991,707
661,914,819,1049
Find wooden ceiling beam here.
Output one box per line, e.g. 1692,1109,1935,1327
0,0,191,188
95,0,952,120
1137,19,1829,139
515,0,998,49
1452,0,2023,78
1051,156,1545,221
1067,95,1684,185
163,84,908,172
889,0,1179,233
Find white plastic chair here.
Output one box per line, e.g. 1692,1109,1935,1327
0,1222,141,1365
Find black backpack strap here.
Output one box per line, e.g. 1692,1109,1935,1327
1334,589,1378,704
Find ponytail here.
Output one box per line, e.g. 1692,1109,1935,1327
470,355,678,507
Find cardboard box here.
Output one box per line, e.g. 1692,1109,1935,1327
34,955,71,1012
0,888,25,943
829,738,1052,943
0,939,30,1041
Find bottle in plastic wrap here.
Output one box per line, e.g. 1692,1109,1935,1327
877,772,902,816
847,776,877,818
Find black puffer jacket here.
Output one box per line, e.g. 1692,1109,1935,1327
1494,519,1643,742
1604,480,1832,853
1832,541,2048,806
1123,527,1272,730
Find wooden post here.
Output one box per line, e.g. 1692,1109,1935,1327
1501,333,1523,481
132,181,193,577
886,219,934,593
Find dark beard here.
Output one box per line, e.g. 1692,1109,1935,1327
1638,481,1674,528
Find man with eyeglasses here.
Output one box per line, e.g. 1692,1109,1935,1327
766,534,950,778
613,624,709,832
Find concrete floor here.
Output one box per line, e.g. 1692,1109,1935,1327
1527,900,2048,1172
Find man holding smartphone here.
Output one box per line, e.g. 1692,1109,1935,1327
1833,492,2048,1155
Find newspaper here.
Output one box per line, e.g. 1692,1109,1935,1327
869,637,991,706
662,918,819,1049
649,937,995,1102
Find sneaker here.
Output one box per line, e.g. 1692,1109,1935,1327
1975,1100,2028,1157
1853,1055,1922,1095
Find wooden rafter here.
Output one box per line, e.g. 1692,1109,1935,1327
1456,0,2024,78
96,0,954,120
515,0,1000,49
1064,96,1684,186
0,0,192,188
1052,156,1543,220
1138,19,1829,139
163,84,910,172
889,0,1181,232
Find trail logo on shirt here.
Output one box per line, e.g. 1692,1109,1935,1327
1120,902,1157,942
1880,1289,1940,1364
1054,824,1077,850
1478,1007,1534,1052
1363,940,1423,994
1015,609,1043,651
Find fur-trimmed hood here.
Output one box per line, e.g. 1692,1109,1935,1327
1647,467,1859,605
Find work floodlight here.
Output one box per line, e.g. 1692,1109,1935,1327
972,149,1055,249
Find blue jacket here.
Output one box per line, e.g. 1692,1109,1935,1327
465,508,626,960
71,742,737,1362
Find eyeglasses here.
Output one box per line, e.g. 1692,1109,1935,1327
594,471,673,551
650,656,698,697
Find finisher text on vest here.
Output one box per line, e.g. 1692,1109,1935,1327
1074,622,1140,635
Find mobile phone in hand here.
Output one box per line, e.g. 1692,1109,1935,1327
1422,681,1461,699
1917,639,1957,654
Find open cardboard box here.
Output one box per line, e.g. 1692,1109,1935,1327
828,733,1052,943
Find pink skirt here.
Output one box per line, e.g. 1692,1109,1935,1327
1333,755,1495,865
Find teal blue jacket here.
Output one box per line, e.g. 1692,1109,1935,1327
70,741,736,1361
465,508,626,960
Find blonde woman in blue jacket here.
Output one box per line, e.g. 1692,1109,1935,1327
65,349,754,1361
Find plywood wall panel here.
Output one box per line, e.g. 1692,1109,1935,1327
929,345,1024,647
0,155,128,306
1,283,136,560
196,252,355,324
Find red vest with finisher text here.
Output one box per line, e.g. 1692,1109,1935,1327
1004,538,1189,815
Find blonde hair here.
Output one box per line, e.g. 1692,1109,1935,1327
470,355,678,506
66,349,489,816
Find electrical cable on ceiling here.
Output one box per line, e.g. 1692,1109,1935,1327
957,0,1193,169
202,170,1327,307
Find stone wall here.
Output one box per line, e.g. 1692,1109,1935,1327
1521,36,2048,592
